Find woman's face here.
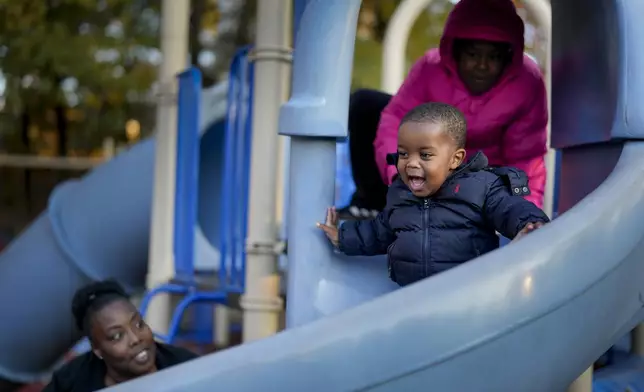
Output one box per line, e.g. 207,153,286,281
455,40,509,95
90,299,157,381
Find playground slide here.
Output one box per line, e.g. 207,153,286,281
103,142,644,392
0,82,228,383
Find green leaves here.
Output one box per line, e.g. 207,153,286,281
352,0,453,90
0,0,160,109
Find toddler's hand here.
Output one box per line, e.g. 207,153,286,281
513,221,545,241
317,207,339,247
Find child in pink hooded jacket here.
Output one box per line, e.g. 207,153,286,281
339,0,548,219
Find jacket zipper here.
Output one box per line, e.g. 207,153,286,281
423,198,430,277
387,243,394,280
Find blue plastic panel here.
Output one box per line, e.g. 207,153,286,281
594,352,644,392
557,143,623,214
293,0,306,36
219,48,254,290
174,68,202,280
551,0,644,148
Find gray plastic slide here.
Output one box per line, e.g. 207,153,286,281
0,82,228,383
103,141,644,391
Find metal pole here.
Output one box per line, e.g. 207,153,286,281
381,0,434,94
102,137,115,159
631,324,644,356
213,306,230,347
240,0,292,342
567,366,593,392
146,0,190,334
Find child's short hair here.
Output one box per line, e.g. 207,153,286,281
400,102,467,149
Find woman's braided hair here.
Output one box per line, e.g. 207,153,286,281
71,280,129,334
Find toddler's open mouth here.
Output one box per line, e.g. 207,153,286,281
407,175,426,192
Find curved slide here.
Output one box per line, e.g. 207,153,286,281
0,82,228,383
105,141,644,392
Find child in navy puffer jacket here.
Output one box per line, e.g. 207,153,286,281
318,102,550,287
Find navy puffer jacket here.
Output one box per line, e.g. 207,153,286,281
338,152,550,287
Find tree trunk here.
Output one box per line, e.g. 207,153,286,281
210,0,256,81
54,104,67,157
20,110,32,213
189,0,216,87
190,0,205,67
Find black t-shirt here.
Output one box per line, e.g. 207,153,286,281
42,343,198,392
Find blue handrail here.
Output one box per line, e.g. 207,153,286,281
173,68,202,282
220,46,254,292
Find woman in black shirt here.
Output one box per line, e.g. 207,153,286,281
43,280,197,391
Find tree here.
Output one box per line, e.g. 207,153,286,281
189,0,222,87
0,0,161,156
204,0,256,83
352,0,453,90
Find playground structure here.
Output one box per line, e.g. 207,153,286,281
0,0,643,391
138,53,253,345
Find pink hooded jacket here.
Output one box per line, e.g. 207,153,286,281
374,0,548,208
